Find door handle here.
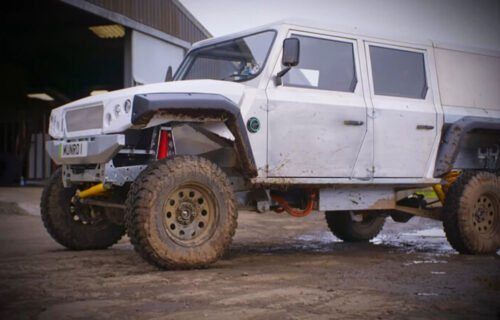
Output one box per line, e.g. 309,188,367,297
344,120,364,126
416,125,434,130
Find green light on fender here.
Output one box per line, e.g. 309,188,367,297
247,117,260,133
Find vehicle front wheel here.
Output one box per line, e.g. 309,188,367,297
443,171,500,254
126,156,237,269
325,211,386,242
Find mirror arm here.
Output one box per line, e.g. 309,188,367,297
277,66,291,78
165,66,173,82
274,66,291,86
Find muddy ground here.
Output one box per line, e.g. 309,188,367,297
0,187,499,319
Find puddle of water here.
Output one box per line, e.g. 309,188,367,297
292,227,455,255
417,292,439,296
261,225,497,256
297,232,340,244
430,271,446,275
371,234,392,245
401,228,445,237
372,228,455,255
404,259,448,266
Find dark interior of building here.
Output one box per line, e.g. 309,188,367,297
0,0,126,184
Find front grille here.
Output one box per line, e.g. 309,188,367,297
65,105,103,132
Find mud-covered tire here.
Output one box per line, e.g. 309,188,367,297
40,169,125,250
325,211,386,242
443,171,500,254
126,156,237,270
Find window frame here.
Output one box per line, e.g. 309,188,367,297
278,30,363,95
174,30,277,83
365,41,431,101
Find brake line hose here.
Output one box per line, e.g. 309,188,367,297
271,191,317,217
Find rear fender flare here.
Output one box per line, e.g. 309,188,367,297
434,116,500,176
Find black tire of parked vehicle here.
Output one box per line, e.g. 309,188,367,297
443,170,500,254
40,169,125,250
125,156,238,270
325,211,386,242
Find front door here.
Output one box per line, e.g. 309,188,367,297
266,32,368,178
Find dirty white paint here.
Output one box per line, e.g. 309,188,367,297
435,48,500,110
47,20,500,191
319,187,395,211
266,30,367,178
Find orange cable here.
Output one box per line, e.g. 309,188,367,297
271,192,316,217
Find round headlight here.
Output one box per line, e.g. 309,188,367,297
114,104,121,117
105,113,112,126
124,99,132,114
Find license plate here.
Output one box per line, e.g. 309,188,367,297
59,142,88,158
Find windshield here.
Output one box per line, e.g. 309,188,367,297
176,31,276,82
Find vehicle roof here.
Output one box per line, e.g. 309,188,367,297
190,18,500,58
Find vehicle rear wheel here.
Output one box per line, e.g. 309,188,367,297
126,156,237,269
325,211,386,242
443,170,500,254
40,169,125,250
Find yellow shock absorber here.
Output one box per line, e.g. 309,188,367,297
442,171,461,193
433,184,446,204
433,171,461,204
78,183,111,199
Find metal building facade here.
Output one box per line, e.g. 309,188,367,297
85,0,208,43
0,0,210,184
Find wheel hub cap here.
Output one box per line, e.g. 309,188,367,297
176,202,196,225
163,184,216,246
473,194,496,234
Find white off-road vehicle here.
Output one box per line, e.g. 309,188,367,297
42,21,500,269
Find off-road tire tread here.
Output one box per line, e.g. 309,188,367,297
40,168,125,250
443,170,500,254
125,156,237,270
325,211,385,242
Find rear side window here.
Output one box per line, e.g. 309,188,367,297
369,46,427,99
283,35,357,92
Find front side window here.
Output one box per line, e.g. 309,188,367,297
369,45,428,99
177,31,276,82
283,35,357,92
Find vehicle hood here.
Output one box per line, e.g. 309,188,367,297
49,80,247,138
62,79,246,108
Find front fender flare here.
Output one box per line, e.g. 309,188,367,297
132,93,257,178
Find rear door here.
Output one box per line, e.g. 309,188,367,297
266,31,369,177
365,42,438,177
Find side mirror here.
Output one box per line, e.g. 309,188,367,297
282,37,300,67
275,38,300,85
165,66,173,82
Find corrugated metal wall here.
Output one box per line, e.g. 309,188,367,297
86,0,207,43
